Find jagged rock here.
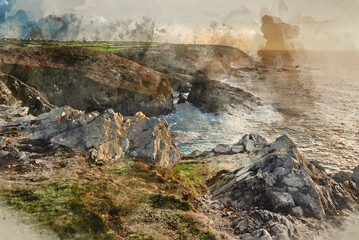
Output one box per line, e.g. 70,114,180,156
126,117,181,167
187,80,261,116
209,134,358,239
0,73,54,115
234,210,297,240
51,109,129,162
211,134,268,155
1,105,181,167
237,134,268,153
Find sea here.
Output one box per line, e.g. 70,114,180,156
163,51,359,239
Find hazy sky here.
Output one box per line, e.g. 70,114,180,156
6,0,359,50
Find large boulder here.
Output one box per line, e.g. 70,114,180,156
209,135,358,238
187,80,261,116
0,47,174,117
0,106,181,167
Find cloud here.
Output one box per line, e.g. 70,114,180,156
0,0,357,50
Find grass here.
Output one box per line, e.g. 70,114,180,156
0,39,156,55
172,162,208,199
1,158,217,240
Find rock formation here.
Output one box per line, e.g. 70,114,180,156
187,80,261,116
118,44,254,90
0,47,174,117
0,104,181,168
208,135,359,239
211,134,268,155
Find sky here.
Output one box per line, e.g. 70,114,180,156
2,0,359,50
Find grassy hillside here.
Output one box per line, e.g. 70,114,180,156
0,155,222,240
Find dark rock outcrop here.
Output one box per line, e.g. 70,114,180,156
209,135,359,239
187,80,261,116
0,47,174,117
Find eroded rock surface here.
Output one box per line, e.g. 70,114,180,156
0,105,181,167
208,135,359,239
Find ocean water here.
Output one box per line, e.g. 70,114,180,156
164,51,359,173
163,50,359,238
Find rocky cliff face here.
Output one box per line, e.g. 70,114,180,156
208,135,359,239
0,47,174,117
118,44,254,90
0,104,181,168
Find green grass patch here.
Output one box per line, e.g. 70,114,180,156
150,194,191,211
0,39,156,55
173,162,207,199
2,182,116,240
1,159,217,240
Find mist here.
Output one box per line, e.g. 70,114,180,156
1,0,358,51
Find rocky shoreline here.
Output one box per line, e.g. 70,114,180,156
0,40,358,240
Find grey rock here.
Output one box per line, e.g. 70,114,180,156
352,165,359,184
238,134,268,153
270,224,290,240
209,134,358,238
231,144,245,154
290,206,303,217
51,109,129,162
127,117,181,167
234,210,296,240
242,229,272,240
267,191,295,209
0,105,181,168
212,144,232,154
333,171,352,183
187,80,261,116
